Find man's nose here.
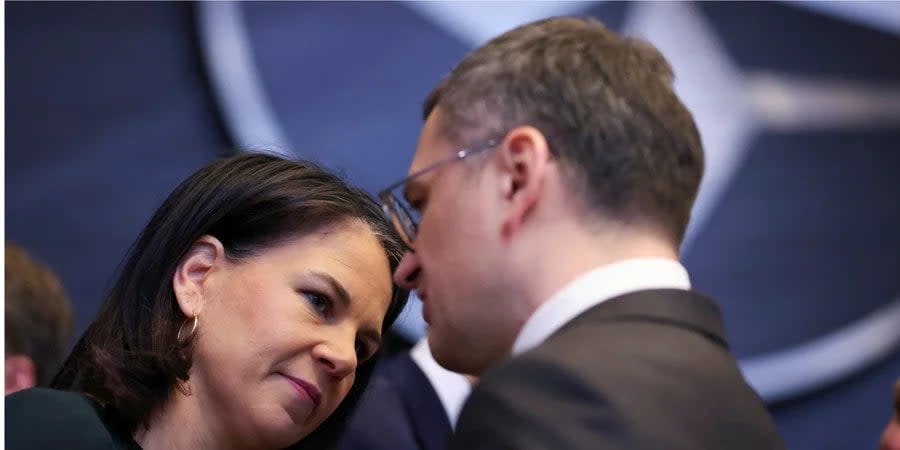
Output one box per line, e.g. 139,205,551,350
393,251,422,290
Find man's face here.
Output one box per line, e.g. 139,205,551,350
393,108,522,375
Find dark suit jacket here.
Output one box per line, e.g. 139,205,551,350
5,387,142,449
338,352,453,450
450,289,785,450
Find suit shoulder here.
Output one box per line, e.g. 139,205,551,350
467,323,785,450
6,388,119,449
454,356,636,450
8,386,91,406
527,315,737,381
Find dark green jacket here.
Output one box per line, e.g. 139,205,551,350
6,387,141,449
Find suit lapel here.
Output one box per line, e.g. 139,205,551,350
387,354,453,450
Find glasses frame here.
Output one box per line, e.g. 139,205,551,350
378,138,501,249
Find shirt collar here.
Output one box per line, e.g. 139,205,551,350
512,258,691,355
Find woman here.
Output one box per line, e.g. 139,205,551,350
6,153,410,449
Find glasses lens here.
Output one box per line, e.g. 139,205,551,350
381,192,418,247
395,198,418,244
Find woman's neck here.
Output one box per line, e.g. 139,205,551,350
133,385,235,450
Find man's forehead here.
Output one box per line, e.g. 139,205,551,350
407,147,439,176
408,111,451,175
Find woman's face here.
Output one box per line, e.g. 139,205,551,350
180,220,393,448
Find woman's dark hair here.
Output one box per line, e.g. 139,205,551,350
51,153,409,447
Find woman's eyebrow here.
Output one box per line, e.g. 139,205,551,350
308,270,384,346
308,271,351,309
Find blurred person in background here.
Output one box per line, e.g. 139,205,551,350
880,379,900,450
6,153,409,450
381,16,784,450
5,242,74,394
338,336,473,450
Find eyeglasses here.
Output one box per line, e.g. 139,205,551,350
378,138,500,249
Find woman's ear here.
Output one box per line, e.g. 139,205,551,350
172,235,226,318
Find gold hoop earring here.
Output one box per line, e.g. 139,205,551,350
177,315,199,342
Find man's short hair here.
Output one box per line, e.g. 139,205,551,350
424,17,704,244
5,242,73,385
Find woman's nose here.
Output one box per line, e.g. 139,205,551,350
312,333,358,380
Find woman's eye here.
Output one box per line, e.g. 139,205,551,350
303,291,331,315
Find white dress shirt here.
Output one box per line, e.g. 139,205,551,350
410,337,472,428
512,258,692,356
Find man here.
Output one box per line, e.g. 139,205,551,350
379,17,785,449
881,380,900,450
338,337,472,450
6,242,74,394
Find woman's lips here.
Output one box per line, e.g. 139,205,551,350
281,374,321,407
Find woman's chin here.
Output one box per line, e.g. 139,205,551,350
251,417,311,450
240,399,315,449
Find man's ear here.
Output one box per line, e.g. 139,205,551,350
172,235,226,319
6,355,36,394
495,126,552,238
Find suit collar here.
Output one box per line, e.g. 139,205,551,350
513,258,692,355
561,289,729,349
